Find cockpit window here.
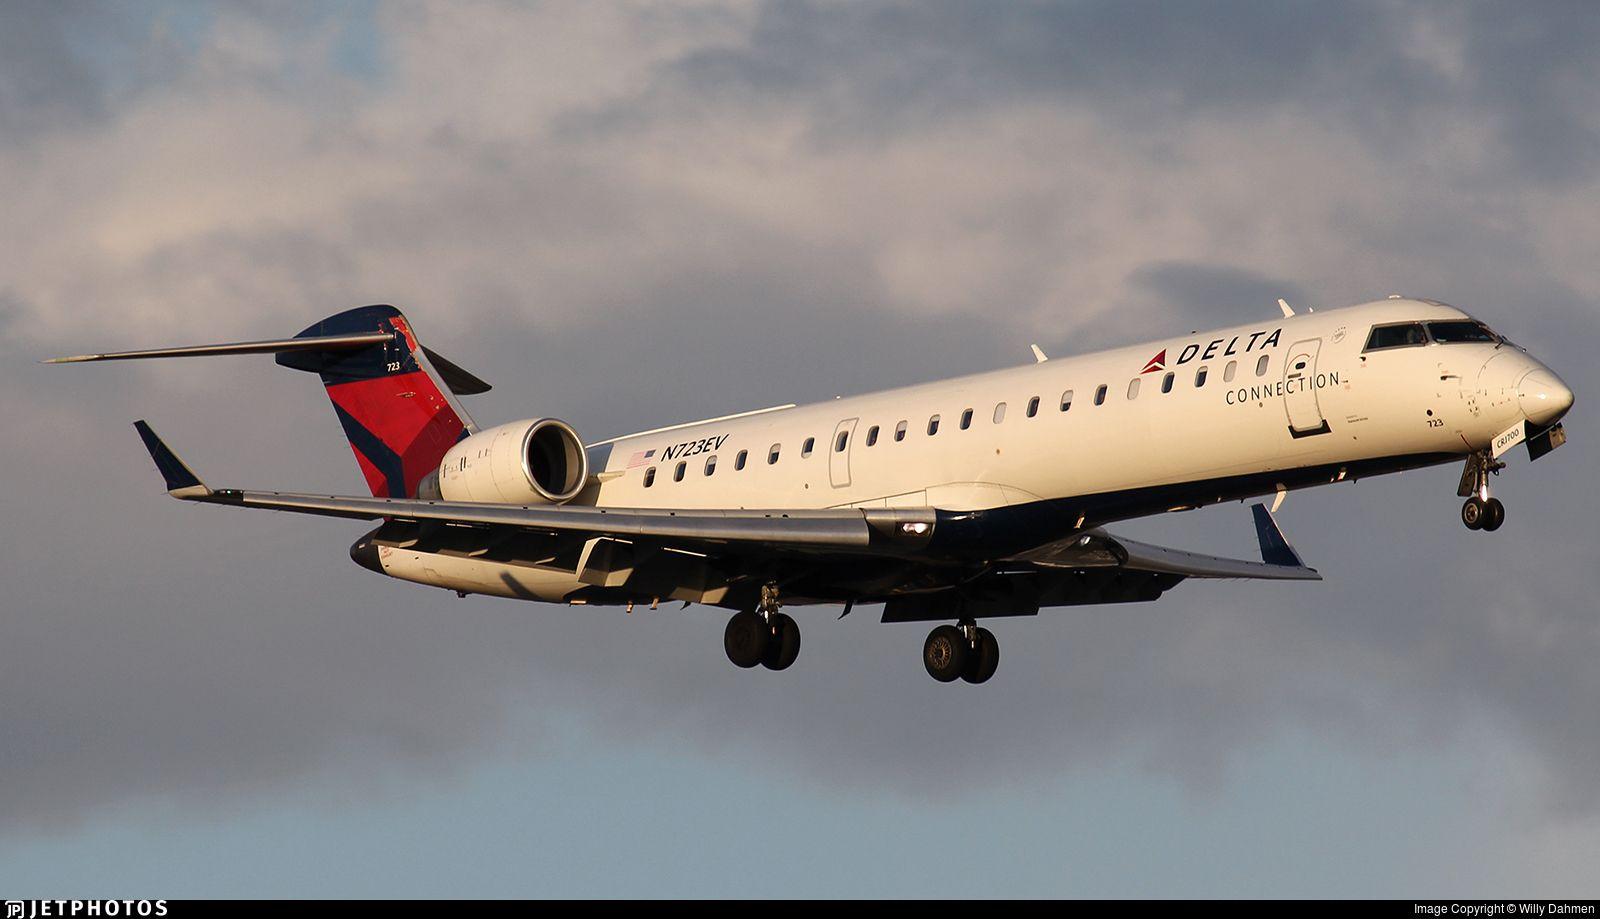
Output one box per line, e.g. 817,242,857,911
1426,321,1497,344
1364,322,1427,351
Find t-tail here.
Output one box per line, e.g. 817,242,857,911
275,306,486,498
44,304,491,499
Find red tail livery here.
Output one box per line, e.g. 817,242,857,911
277,305,480,498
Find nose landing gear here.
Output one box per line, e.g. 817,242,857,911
1458,452,1506,532
1460,495,1505,531
723,582,801,671
923,621,1000,684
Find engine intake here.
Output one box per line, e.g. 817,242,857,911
432,418,589,504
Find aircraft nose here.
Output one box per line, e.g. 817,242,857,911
1519,368,1574,427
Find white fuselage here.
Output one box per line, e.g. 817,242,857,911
377,298,1567,601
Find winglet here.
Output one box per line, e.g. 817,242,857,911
1252,503,1307,568
133,421,211,498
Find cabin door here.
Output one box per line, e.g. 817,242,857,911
1283,338,1331,437
830,417,858,488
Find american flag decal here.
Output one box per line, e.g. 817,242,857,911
627,448,655,468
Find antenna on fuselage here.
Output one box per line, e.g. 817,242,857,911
1030,344,1049,363
1277,298,1296,318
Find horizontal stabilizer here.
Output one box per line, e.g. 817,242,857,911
422,346,492,395
133,421,210,497
45,331,393,364
45,320,491,396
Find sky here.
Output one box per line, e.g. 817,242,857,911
1,0,1598,898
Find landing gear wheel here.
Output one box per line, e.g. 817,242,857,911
1461,497,1485,531
1482,497,1505,532
924,625,969,683
962,627,999,684
724,611,769,668
761,613,801,671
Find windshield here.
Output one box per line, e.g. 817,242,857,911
1426,320,1498,344
1365,322,1427,350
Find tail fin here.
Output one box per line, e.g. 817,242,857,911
45,304,491,499
276,305,483,499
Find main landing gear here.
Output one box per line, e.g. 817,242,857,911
923,621,999,685
1458,452,1506,532
723,583,801,671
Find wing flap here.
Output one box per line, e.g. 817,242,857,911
205,489,884,547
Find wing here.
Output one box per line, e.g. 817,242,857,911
1006,504,1320,581
879,505,1318,621
133,421,934,555
134,420,1314,616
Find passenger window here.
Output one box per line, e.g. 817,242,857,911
1027,396,1040,417
1094,384,1107,406
1127,378,1141,400
704,455,717,476
927,415,941,435
643,466,655,488
960,408,973,430
768,444,780,464
1224,360,1237,382
735,450,748,471
993,402,1006,424
1195,366,1208,387
1364,322,1427,351
1161,371,1174,393
835,430,849,452
866,425,879,447
1060,390,1073,412
802,437,815,457
895,420,908,442
1255,355,1269,377
674,461,686,482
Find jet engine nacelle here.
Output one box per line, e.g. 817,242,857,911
426,418,589,504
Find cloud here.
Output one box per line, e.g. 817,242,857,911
0,1,111,142
0,0,1597,858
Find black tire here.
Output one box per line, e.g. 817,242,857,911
761,613,802,671
1483,497,1505,532
962,627,1000,684
724,611,769,668
1461,497,1484,530
923,625,969,683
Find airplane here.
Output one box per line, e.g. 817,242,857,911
49,296,1573,684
